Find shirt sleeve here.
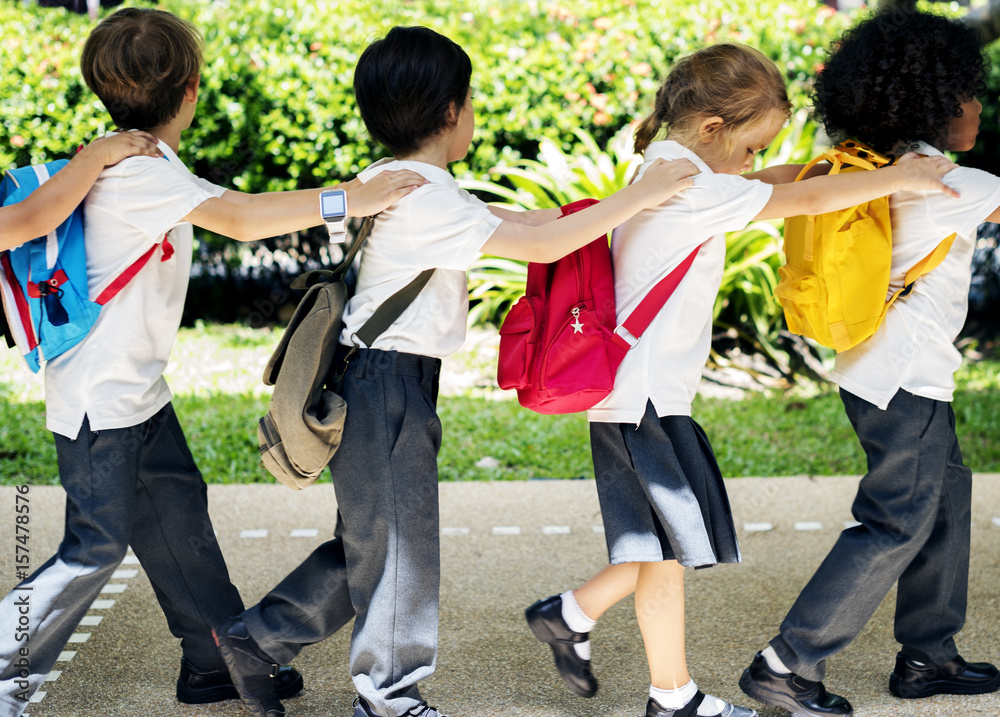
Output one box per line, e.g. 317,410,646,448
637,171,773,254
115,156,225,243
401,183,502,271
930,166,1000,239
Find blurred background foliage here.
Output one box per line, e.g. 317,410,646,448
2,0,999,380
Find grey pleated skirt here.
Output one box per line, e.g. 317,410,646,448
590,400,741,568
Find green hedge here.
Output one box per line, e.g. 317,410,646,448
7,1,1000,188
2,0,851,190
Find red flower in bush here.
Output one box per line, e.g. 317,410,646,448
631,62,652,77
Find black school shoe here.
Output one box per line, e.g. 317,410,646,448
176,656,304,704
213,617,286,717
889,652,1000,699
739,651,853,717
646,691,758,717
525,594,598,697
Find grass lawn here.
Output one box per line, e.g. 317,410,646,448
2,323,999,484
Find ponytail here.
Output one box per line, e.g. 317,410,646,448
633,111,663,155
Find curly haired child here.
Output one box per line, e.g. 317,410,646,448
739,10,1000,717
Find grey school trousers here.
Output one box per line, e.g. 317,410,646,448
244,348,442,717
771,389,972,682
0,404,244,717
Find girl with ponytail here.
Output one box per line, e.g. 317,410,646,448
524,42,959,717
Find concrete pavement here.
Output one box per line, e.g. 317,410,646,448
0,475,998,717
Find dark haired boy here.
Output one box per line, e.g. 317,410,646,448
0,8,424,716
213,24,698,717
739,10,1000,717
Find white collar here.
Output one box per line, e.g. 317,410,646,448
360,157,446,187
893,140,944,158
642,140,715,176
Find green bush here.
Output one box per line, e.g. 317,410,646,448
2,0,850,187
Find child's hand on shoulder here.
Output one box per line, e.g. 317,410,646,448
894,152,960,198
345,170,428,217
633,158,700,206
80,131,163,167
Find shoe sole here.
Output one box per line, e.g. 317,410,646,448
177,671,304,705
525,608,597,698
889,671,1000,699
739,668,853,717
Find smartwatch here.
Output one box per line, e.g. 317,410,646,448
319,188,348,241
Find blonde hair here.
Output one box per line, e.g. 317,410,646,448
634,44,791,157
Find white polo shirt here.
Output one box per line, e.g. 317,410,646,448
341,159,502,358
832,142,1000,409
44,137,225,439
587,140,772,424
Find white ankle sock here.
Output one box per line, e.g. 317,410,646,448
560,590,595,660
649,680,698,708
650,681,727,716
762,645,791,674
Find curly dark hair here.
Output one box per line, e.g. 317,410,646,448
813,10,986,154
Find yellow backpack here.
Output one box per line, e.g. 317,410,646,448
775,141,955,352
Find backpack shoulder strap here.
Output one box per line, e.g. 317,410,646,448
290,214,437,349
353,268,436,348
886,232,957,306
611,244,702,350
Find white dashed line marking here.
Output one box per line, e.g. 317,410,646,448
29,692,45,703
795,522,823,531
240,529,269,538
993,517,1000,527
112,569,138,579
44,672,61,683
79,616,103,627
56,652,76,662
542,526,571,535
492,526,521,536
100,584,127,594
289,529,319,538
592,526,605,533
844,521,862,529
121,555,140,565
744,522,774,533
67,633,90,644
90,600,115,609
442,528,470,536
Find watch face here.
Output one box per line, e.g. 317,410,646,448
321,191,347,218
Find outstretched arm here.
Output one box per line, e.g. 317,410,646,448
754,154,958,221
745,162,831,185
481,158,699,263
487,206,563,225
0,132,163,252
184,169,427,241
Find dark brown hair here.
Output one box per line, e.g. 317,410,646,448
81,7,203,130
354,26,473,157
634,44,791,157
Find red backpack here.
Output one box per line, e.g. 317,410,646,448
496,198,699,414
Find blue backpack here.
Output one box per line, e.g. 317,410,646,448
0,159,166,372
